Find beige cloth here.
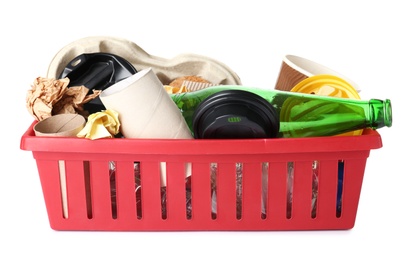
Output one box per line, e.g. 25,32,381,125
46,36,242,86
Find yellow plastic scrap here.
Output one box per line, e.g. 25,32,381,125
164,85,188,94
77,109,121,140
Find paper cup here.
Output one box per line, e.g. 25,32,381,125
100,67,193,139
33,113,86,137
100,67,193,187
275,54,360,92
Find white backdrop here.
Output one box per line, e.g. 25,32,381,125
2,1,411,259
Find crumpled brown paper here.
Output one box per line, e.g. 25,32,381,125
77,109,120,140
26,77,101,121
53,86,101,116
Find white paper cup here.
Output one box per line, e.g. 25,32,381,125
275,54,360,92
100,67,193,186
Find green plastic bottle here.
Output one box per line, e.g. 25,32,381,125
170,85,392,138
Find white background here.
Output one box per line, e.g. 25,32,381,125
2,1,412,259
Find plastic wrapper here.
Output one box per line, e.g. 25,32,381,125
77,109,121,140
286,161,319,218
109,161,192,219
107,161,324,220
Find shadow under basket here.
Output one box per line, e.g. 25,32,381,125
20,121,382,231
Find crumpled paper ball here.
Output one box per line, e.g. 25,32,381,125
77,109,121,140
52,86,101,116
26,77,101,121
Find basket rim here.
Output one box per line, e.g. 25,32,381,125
20,120,382,155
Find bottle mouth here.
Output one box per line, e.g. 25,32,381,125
384,99,392,127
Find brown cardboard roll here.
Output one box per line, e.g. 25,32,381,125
33,114,86,137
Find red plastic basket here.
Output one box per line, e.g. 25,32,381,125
20,121,382,231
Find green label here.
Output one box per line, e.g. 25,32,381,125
227,117,241,123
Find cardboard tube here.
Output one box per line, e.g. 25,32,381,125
100,68,193,186
100,67,193,139
33,113,86,137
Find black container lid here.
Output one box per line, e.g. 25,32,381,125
192,89,279,139
58,52,137,113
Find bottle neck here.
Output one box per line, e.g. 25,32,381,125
277,94,392,137
370,99,392,128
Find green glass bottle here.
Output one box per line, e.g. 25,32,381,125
170,85,392,138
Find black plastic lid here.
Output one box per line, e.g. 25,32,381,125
192,90,279,139
58,52,137,113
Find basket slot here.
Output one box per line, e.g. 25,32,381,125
140,161,162,221
113,161,138,221
89,161,113,221
215,163,237,221
290,161,314,220
190,162,212,220
316,160,339,220
266,161,289,221
64,160,89,220
242,162,264,220
165,162,188,221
